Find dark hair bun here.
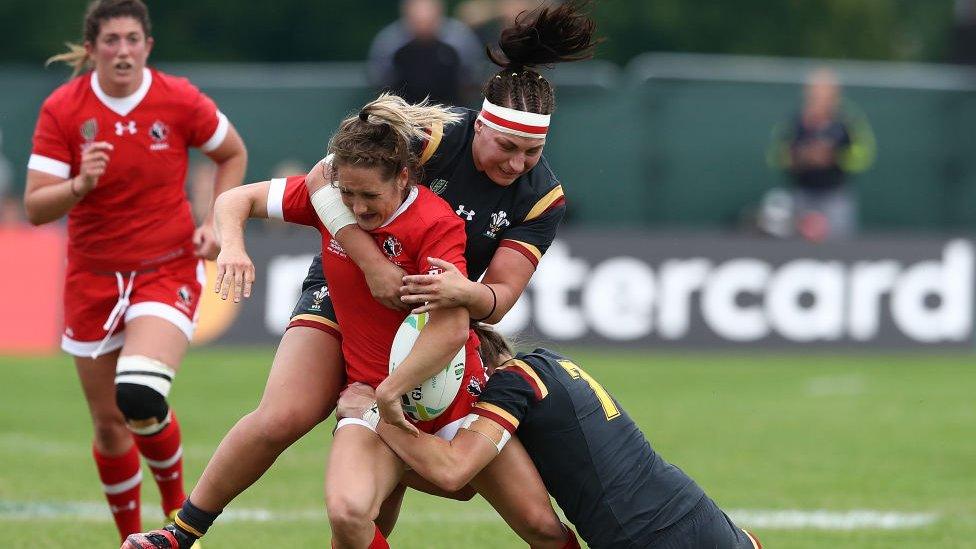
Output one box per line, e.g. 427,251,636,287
487,1,600,69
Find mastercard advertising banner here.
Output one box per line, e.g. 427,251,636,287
3,227,974,352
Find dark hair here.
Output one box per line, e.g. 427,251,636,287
472,323,514,373
483,1,601,115
329,93,462,183
47,0,152,76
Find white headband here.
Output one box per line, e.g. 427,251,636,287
477,99,550,139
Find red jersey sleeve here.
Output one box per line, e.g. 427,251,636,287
266,176,323,230
28,99,73,178
417,214,467,277
181,81,228,152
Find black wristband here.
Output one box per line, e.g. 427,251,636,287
472,283,497,322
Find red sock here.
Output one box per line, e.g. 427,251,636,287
133,411,186,515
561,524,581,549
93,442,142,539
369,524,390,549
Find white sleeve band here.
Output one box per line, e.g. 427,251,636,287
28,154,71,178
335,417,376,433
311,183,356,235
267,178,286,220
200,111,230,152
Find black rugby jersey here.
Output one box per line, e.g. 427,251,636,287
418,108,565,279
472,348,706,549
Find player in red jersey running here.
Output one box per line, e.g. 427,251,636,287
124,94,577,549
23,0,246,542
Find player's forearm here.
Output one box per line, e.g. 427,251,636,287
377,308,468,399
377,423,477,492
335,224,391,272
213,185,261,250
476,248,535,324
23,175,82,225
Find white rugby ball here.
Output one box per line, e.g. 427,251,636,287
389,312,466,422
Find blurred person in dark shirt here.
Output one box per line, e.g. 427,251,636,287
457,0,538,47
0,128,23,226
767,68,875,241
368,0,484,106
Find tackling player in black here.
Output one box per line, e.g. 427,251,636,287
339,326,763,549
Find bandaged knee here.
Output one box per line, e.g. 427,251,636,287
115,355,175,435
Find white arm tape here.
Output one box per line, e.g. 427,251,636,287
335,417,376,434
311,183,357,235
361,404,381,430
460,413,511,453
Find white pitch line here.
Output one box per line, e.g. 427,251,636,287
0,501,939,530
728,509,939,530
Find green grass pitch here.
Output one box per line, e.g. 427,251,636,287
1,347,974,547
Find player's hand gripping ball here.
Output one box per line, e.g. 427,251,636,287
388,312,466,421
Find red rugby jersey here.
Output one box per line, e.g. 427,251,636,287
268,175,476,386
29,68,229,271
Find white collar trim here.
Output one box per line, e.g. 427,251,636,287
90,68,152,116
379,186,419,229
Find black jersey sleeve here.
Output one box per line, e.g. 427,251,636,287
472,359,549,434
498,182,566,268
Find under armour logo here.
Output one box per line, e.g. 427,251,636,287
115,120,137,136
455,205,476,221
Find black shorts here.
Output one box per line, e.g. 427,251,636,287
652,496,760,549
287,253,340,340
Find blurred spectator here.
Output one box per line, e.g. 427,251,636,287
952,0,976,64
270,158,307,179
457,0,539,46
0,128,23,226
766,68,875,241
367,0,484,106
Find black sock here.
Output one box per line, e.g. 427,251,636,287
173,499,221,539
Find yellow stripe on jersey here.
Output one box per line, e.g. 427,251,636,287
499,359,549,399
474,402,520,430
291,314,340,333
524,184,564,222
420,121,444,166
500,239,542,263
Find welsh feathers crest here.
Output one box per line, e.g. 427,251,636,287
484,210,511,238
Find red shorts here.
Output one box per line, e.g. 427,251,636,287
61,255,206,357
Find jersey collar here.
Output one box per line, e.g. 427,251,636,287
378,186,419,229
90,68,152,117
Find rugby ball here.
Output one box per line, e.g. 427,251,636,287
389,313,466,421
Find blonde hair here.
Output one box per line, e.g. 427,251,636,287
46,0,151,78
329,93,462,182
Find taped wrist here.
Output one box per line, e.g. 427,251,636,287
334,403,380,434
310,182,356,235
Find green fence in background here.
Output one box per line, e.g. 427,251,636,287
3,54,975,231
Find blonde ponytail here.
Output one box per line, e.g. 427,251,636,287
46,43,92,77
359,93,463,144
329,92,462,182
